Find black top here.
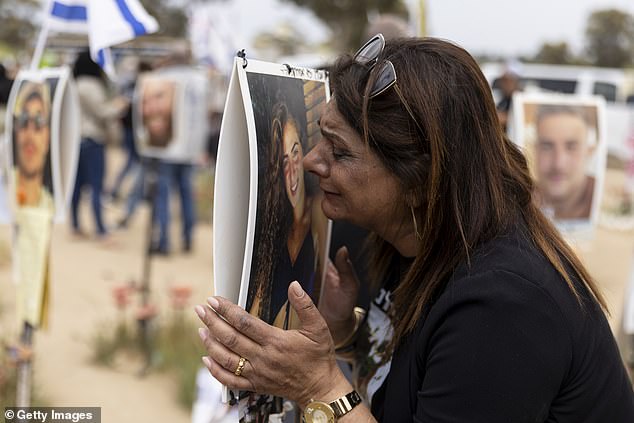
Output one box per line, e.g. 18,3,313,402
269,230,315,326
368,226,634,422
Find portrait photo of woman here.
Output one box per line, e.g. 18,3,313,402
245,74,329,331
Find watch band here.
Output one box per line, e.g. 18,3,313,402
330,390,362,418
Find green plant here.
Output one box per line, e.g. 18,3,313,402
155,312,206,408
89,310,205,409
90,320,136,367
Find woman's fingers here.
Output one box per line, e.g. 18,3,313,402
198,327,247,375
288,282,330,343
205,296,275,345
201,355,256,392
195,304,261,356
334,246,360,293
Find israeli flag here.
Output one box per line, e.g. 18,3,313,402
45,0,158,76
47,0,89,33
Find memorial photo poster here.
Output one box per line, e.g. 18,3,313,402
3,67,79,328
213,58,331,421
0,122,10,224
4,67,80,223
133,67,208,163
512,92,607,231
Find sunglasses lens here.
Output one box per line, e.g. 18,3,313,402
16,114,29,129
354,35,385,65
370,61,397,98
34,115,45,131
16,113,47,131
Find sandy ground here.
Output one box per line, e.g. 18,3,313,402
0,149,216,422
1,150,634,422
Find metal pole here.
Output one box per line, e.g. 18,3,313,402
15,322,34,407
138,158,159,375
30,23,50,71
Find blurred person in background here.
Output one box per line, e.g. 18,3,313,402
149,52,196,256
0,63,14,146
0,63,11,220
109,61,152,203
533,104,597,220
496,63,521,132
0,63,13,114
71,50,127,241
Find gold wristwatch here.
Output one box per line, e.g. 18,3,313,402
303,390,362,423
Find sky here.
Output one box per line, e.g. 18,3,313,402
427,0,634,57
211,0,634,59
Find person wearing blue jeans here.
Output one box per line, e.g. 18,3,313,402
71,138,107,236
152,161,195,254
110,126,139,201
72,50,127,239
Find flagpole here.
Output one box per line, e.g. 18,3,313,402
30,2,53,70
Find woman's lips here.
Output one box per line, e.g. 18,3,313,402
320,185,340,196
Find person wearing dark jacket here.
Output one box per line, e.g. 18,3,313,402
195,35,634,422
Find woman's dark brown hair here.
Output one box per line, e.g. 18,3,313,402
330,37,608,351
247,101,296,323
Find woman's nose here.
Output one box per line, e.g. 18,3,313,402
304,141,329,178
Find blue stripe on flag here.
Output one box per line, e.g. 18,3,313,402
96,49,105,67
115,0,147,36
51,1,87,21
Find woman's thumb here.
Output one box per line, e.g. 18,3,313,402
288,281,327,337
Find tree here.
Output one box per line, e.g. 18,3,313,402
0,0,39,54
584,9,634,68
139,0,187,38
282,0,409,52
532,41,575,65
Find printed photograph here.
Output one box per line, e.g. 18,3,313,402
11,79,55,211
245,72,329,331
139,75,177,149
516,94,605,223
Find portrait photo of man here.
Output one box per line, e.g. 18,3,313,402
140,77,176,148
12,80,54,210
533,104,598,220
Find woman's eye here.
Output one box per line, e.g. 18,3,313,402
332,148,349,160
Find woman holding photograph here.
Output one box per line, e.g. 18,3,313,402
248,101,325,330
197,35,634,422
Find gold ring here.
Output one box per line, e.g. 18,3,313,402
234,356,247,376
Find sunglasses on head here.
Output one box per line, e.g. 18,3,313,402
353,33,397,99
15,112,48,131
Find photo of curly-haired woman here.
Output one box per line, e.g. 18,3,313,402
245,73,329,330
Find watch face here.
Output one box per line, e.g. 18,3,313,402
311,410,330,423
304,402,335,423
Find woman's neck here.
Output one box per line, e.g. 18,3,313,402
288,203,311,265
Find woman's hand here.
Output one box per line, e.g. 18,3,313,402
195,281,352,408
319,247,361,346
